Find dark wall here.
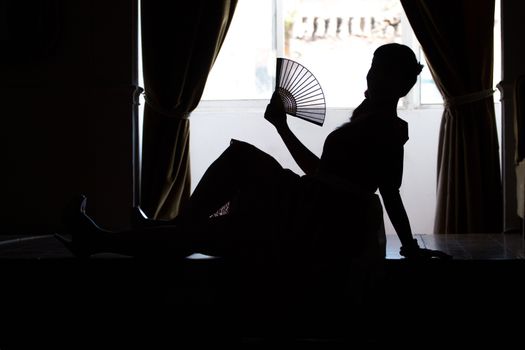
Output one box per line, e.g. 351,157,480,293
1,0,138,233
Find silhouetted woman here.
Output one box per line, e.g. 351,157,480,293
57,43,450,263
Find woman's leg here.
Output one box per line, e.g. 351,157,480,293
59,141,286,258
120,214,240,258
57,195,239,258
133,140,283,228
56,195,188,258
177,139,285,224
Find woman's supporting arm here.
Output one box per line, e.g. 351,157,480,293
380,187,414,247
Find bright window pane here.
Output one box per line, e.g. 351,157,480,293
419,47,443,104
201,1,275,100
283,0,404,107
202,0,500,108
203,0,406,107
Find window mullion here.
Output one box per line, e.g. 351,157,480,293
274,0,285,57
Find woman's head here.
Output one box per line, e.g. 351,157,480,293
366,43,423,101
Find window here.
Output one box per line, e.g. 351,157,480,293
191,0,502,236
201,1,275,101
202,0,501,108
203,0,406,107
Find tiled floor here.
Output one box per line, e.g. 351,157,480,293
386,233,525,259
0,232,524,259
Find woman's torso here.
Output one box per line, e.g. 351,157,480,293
317,101,408,194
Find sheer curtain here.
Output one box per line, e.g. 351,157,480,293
401,0,502,233
140,0,237,219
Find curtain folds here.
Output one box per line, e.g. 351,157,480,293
140,0,237,219
401,0,502,233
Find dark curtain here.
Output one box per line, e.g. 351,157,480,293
401,0,502,233
140,0,237,219
516,76,525,164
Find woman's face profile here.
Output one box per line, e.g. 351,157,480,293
365,44,421,101
366,63,399,101
366,60,418,101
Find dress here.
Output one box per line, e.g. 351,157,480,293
227,98,408,265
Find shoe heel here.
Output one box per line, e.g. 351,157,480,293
131,206,162,228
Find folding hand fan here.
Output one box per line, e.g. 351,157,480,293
275,57,326,126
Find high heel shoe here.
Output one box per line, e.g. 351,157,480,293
55,194,106,258
130,206,171,228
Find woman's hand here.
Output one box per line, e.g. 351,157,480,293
264,91,288,131
400,238,453,260
263,90,320,175
401,247,453,260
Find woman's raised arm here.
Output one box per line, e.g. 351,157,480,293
264,91,320,175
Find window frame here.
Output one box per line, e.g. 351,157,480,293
197,0,500,113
